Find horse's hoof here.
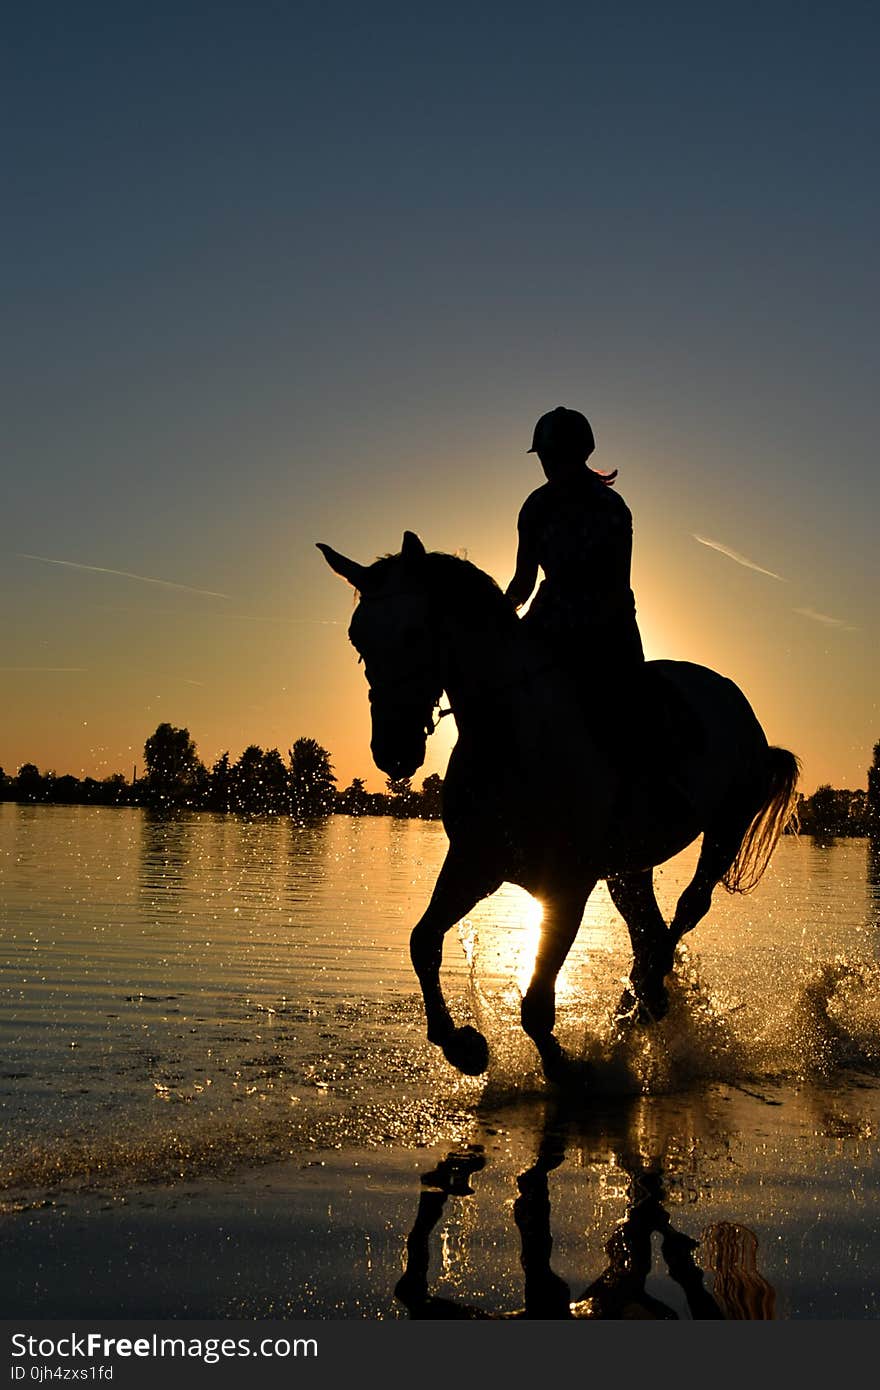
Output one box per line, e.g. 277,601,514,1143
646,988,670,1021
536,1035,589,1090
629,977,670,1023
614,987,639,1024
548,1056,592,1092
421,1147,485,1195
442,1026,489,1075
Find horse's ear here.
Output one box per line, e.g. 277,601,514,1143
316,542,369,590
401,531,426,564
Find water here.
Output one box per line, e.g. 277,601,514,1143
1,804,879,1317
1,807,476,1184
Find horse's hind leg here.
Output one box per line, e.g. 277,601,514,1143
410,848,501,1076
606,871,675,1020
669,815,752,948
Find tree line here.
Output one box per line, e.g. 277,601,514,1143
793,743,880,837
0,723,443,820
3,728,879,834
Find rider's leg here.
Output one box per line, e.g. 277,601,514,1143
580,621,647,777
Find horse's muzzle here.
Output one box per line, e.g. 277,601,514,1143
371,732,426,781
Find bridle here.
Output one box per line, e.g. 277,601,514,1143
359,641,556,740
359,657,446,739
353,588,556,742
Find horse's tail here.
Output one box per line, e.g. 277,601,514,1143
722,746,801,894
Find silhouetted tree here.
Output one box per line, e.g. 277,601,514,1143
81,777,101,804
290,738,336,818
798,783,869,837
868,743,880,837
386,776,418,818
261,747,291,814
102,773,129,805
207,752,233,812
805,784,837,833
143,723,203,808
230,744,266,812
52,774,82,804
420,773,444,819
337,777,371,815
849,789,868,827
15,763,45,802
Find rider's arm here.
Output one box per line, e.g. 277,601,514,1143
505,511,540,610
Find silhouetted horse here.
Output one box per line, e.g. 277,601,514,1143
319,532,799,1082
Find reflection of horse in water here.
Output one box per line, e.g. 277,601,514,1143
395,1103,777,1319
319,532,799,1083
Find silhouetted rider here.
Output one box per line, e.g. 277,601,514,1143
506,407,645,709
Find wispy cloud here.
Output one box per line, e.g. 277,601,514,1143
137,672,207,687
226,612,342,626
87,604,340,625
18,554,228,599
692,534,786,582
794,607,857,631
0,666,87,673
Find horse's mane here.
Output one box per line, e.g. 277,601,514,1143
366,551,519,633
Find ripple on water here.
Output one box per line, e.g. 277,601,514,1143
2,809,879,1197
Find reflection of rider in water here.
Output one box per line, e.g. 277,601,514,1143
506,407,645,712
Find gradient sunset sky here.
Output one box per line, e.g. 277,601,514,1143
3,2,878,795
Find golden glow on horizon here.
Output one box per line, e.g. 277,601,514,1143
2,482,875,799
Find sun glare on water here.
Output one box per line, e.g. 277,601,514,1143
515,894,544,995
458,887,547,995
459,882,598,1001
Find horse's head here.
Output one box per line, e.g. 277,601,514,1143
317,531,444,780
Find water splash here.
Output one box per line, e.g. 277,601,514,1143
787,958,880,1075
463,926,880,1097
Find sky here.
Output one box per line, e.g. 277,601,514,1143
2,1,878,795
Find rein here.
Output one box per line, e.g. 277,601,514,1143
426,657,559,736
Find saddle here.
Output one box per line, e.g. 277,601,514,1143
569,663,705,820
634,665,704,773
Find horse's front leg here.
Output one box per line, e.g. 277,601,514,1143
520,880,593,1083
607,870,675,1021
410,849,500,1076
